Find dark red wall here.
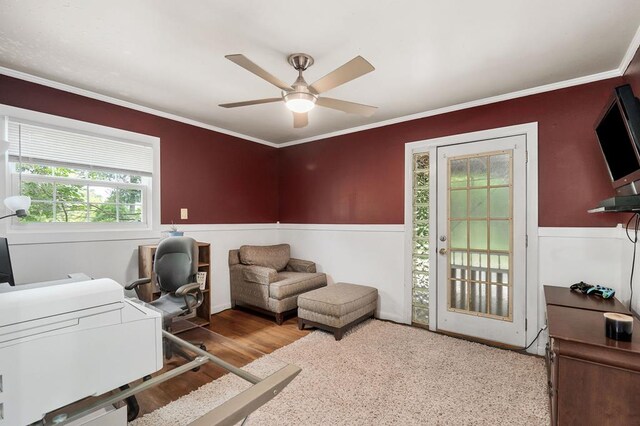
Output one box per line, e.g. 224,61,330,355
4,56,640,228
0,75,278,224
278,77,630,227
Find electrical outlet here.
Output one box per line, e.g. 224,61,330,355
180,208,188,220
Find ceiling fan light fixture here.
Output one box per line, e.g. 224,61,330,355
284,92,317,113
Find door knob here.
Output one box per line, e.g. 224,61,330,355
439,248,447,255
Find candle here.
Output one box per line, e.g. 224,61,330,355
604,312,634,341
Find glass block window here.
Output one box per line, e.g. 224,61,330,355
412,153,430,325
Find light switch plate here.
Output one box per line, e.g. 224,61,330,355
180,208,188,220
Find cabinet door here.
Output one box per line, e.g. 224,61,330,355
557,356,640,425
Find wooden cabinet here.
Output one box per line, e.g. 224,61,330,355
544,286,640,425
138,241,211,327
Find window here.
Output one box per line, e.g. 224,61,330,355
13,163,145,223
412,152,430,326
2,109,159,236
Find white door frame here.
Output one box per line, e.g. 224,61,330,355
404,122,539,352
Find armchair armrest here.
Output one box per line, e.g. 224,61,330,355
125,277,151,290
286,258,317,273
176,282,204,314
243,265,278,285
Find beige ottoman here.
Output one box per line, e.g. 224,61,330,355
297,283,378,340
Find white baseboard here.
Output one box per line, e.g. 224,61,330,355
377,310,407,324
212,302,232,314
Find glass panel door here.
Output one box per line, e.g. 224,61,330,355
447,151,513,320
436,134,526,347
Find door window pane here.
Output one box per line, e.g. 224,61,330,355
490,154,510,185
450,190,467,218
490,187,509,218
469,220,487,250
450,280,467,310
490,285,509,317
490,220,510,251
469,157,488,187
450,220,467,249
469,188,488,218
469,282,488,313
450,159,468,188
470,251,488,269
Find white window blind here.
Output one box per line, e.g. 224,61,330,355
8,120,153,176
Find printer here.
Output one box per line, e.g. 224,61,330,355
0,278,163,425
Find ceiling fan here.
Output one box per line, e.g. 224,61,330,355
219,53,377,128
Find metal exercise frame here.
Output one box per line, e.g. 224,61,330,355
57,330,301,426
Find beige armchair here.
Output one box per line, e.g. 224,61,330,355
229,244,327,324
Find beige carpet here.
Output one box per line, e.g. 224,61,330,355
132,320,549,425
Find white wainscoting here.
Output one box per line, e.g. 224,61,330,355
279,224,636,355
8,224,280,314
8,223,638,340
536,225,638,353
278,224,406,323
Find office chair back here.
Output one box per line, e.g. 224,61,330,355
154,237,198,293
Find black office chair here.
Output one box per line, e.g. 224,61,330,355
126,236,206,360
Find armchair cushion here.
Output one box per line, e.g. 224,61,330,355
242,265,279,285
269,272,327,300
239,244,290,271
286,258,317,273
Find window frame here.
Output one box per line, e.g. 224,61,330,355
0,104,161,244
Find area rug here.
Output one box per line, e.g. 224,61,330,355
131,320,549,425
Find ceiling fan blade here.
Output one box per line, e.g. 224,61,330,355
316,97,377,117
293,112,309,128
219,97,282,108
309,56,374,94
225,54,292,91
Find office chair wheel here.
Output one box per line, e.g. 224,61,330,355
199,344,207,351
119,385,140,421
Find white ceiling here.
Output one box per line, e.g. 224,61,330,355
1,1,639,144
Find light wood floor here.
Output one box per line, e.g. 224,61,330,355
134,308,310,416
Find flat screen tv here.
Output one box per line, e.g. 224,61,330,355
595,84,640,195
0,237,15,286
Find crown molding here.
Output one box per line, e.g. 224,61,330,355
278,68,621,147
620,23,640,75
0,66,278,148
2,27,637,151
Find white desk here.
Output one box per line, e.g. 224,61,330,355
0,278,162,426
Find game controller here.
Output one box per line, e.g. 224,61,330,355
570,281,615,299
